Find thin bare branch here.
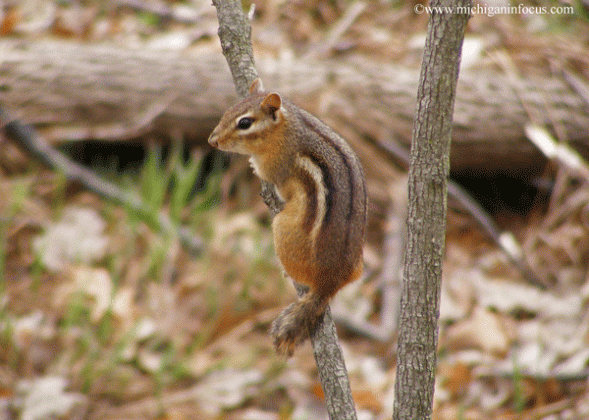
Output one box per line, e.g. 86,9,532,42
210,1,357,418
0,107,204,254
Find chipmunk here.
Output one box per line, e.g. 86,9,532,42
208,79,366,356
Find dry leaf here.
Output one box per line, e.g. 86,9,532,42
189,368,263,415
34,206,108,272
439,361,472,397
473,275,582,318
16,376,86,420
444,307,509,355
353,389,382,412
53,267,113,322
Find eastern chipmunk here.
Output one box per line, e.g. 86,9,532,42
208,79,366,356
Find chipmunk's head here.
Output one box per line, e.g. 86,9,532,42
208,79,286,157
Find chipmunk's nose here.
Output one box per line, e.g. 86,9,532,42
208,134,218,148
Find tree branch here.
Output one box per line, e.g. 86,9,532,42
211,0,258,97
0,107,204,254
211,1,357,418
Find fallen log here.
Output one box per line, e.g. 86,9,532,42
1,39,588,171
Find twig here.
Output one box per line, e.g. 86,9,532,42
526,124,589,183
520,398,579,420
447,180,545,288
491,49,568,143
0,107,204,254
377,137,545,288
562,69,589,108
304,1,367,59
477,367,589,383
334,180,406,342
211,1,357,418
115,0,209,24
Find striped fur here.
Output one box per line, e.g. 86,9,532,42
208,86,366,356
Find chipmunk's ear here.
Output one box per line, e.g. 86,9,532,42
260,93,282,118
249,78,264,94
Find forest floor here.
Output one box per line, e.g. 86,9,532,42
1,1,589,419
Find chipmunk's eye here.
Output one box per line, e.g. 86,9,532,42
236,117,254,130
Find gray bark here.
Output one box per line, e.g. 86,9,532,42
393,0,469,418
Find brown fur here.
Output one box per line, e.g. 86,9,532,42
270,291,328,357
208,80,366,356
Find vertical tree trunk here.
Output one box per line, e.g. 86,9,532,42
393,1,470,419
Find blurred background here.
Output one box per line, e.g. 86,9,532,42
1,0,589,419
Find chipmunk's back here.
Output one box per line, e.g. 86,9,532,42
208,82,367,356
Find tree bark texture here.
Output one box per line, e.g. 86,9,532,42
211,0,258,96
310,306,358,419
393,1,469,419
0,39,587,172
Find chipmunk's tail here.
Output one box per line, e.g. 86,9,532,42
270,291,328,357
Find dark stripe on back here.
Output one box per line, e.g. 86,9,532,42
293,106,366,294
299,115,356,224
296,167,318,234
